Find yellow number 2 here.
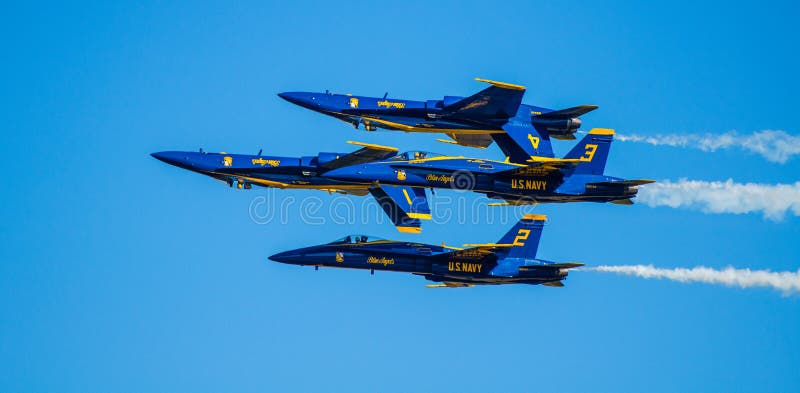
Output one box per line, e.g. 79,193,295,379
512,229,530,246
580,144,598,162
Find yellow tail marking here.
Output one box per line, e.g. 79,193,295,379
522,214,547,220
588,128,615,136
401,188,413,206
512,229,531,246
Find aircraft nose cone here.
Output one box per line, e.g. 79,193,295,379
151,151,197,170
269,250,303,264
151,151,181,166
278,92,318,108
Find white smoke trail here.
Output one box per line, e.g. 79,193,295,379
638,179,800,220
589,265,800,295
616,130,800,163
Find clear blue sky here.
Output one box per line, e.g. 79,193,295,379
2,1,798,392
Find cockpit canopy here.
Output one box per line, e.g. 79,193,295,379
330,235,386,244
390,151,445,161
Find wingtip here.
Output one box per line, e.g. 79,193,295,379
474,77,526,91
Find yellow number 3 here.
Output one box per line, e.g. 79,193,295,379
580,144,598,162
512,229,530,246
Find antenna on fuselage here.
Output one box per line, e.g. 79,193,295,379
257,149,262,156
199,148,204,153
383,92,388,99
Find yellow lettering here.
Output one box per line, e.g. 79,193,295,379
367,256,394,266
252,158,280,167
377,100,406,109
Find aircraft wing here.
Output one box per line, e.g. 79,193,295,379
446,242,514,258
494,157,581,178
318,141,398,171
369,185,431,233
437,133,494,149
535,105,598,119
443,78,526,120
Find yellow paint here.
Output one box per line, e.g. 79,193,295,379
223,156,233,167
580,144,598,162
397,226,422,234
347,140,398,152
335,252,344,263
512,229,531,246
396,170,407,181
588,128,615,135
349,97,359,108
377,100,406,109
511,178,548,190
527,134,540,149
522,214,547,220
425,174,455,183
447,262,484,273
441,242,464,251
251,157,280,167
401,188,413,206
527,156,580,163
406,212,432,220
367,256,395,266
462,243,513,248
474,77,526,91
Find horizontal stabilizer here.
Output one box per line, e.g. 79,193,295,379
520,262,584,270
541,281,565,287
425,282,475,288
535,105,598,119
610,198,634,205
369,185,431,233
588,179,656,187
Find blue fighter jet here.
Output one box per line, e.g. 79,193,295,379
322,128,654,207
152,129,652,233
269,214,583,288
279,78,598,163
